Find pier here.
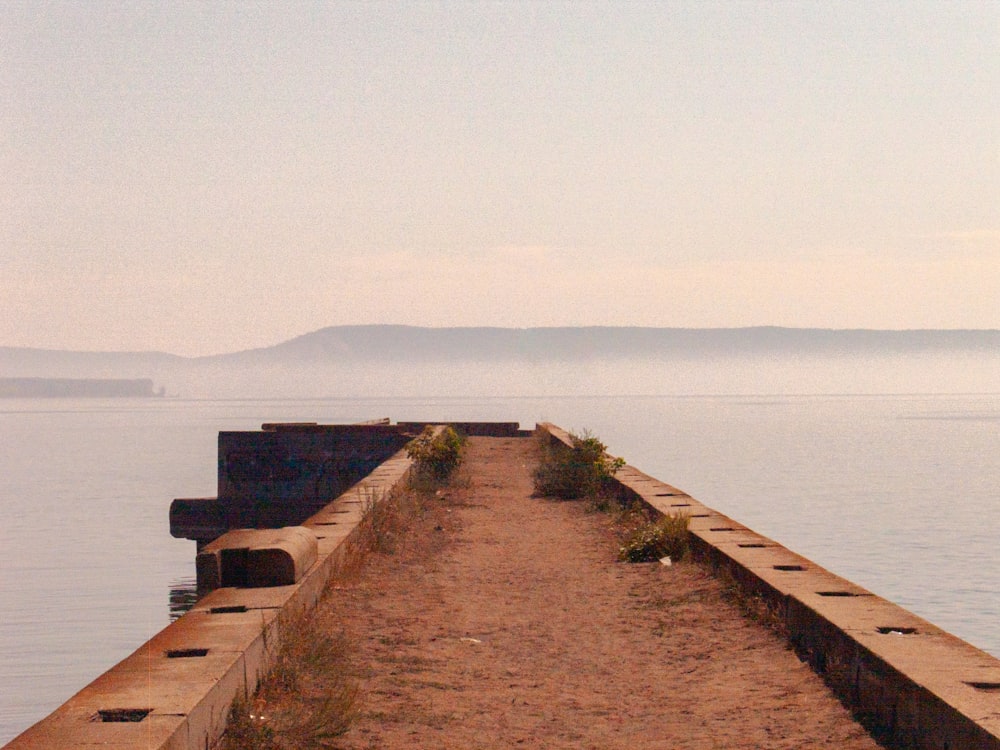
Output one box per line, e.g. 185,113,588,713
5,422,1000,748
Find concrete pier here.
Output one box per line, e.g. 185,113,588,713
6,421,1000,749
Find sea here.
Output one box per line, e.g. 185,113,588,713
1,350,998,744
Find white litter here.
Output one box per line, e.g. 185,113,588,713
659,556,672,566
460,637,482,644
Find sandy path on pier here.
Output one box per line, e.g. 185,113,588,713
315,437,881,749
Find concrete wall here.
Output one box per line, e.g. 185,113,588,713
537,422,1000,750
171,424,413,545
216,424,411,529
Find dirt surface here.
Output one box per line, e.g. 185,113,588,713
315,437,882,749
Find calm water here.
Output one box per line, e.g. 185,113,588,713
1,355,999,743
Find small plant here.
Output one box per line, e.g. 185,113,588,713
405,425,465,483
618,512,690,563
221,693,277,749
354,485,426,555
533,430,625,499
219,610,358,750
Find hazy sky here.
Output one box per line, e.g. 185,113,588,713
3,1,998,355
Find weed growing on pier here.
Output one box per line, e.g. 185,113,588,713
533,430,625,500
353,485,430,555
222,693,275,749
617,512,691,563
406,425,465,483
220,608,358,750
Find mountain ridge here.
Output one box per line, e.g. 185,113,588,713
3,325,999,366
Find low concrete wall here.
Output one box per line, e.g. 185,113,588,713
537,422,1000,750
3,449,415,750
196,526,318,593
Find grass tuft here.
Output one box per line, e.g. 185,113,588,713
617,512,691,563
219,608,358,750
353,485,428,555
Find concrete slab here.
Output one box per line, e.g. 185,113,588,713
5,713,187,749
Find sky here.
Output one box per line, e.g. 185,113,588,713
2,1,998,355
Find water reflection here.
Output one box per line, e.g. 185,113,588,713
168,576,198,621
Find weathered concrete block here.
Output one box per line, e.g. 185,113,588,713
216,425,411,529
196,527,318,593
168,497,225,545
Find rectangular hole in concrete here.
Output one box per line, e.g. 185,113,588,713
95,708,152,723
670,503,692,507
877,626,917,635
817,591,869,597
209,605,248,614
773,564,806,571
691,514,711,518
166,648,209,658
313,521,339,525
738,543,768,548
710,527,736,532
965,681,1000,691
655,492,679,496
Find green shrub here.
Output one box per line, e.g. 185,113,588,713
618,512,690,563
533,430,625,499
405,425,465,482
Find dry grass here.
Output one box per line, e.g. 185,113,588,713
217,481,446,749
712,563,790,638
353,487,407,555
219,607,358,750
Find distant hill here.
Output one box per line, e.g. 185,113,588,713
2,327,998,377
205,325,1000,364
